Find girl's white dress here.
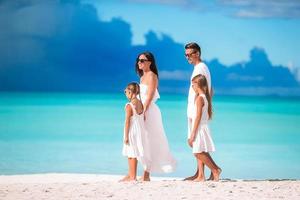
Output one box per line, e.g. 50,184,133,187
139,84,176,173
122,102,151,171
188,94,215,153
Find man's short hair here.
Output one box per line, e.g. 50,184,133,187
185,42,201,56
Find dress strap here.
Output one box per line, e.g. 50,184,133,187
199,94,207,101
126,102,136,115
194,94,207,105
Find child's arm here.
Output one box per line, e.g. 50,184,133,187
143,73,158,114
188,96,204,147
124,104,133,144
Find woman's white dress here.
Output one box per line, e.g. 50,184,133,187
139,84,176,173
188,94,215,153
122,102,151,171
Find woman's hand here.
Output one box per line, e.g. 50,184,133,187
143,105,149,121
142,73,157,121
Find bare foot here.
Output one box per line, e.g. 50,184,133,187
139,171,150,182
193,176,205,182
138,176,150,181
207,172,213,181
119,175,136,182
183,172,199,181
183,175,196,181
212,168,222,182
119,175,129,182
142,177,150,181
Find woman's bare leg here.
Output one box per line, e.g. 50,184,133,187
140,171,150,181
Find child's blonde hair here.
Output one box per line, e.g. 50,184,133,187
126,82,140,95
126,82,144,112
192,74,213,119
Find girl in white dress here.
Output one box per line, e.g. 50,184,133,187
188,74,221,181
120,82,151,182
135,52,176,181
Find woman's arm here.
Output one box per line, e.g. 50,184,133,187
188,96,204,147
143,73,158,112
124,104,133,144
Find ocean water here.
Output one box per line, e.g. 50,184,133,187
0,92,300,180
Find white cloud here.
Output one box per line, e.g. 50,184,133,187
226,73,264,82
118,0,206,12
125,0,190,6
86,0,300,19
286,61,300,82
219,0,300,18
295,69,300,82
216,86,300,96
121,0,300,19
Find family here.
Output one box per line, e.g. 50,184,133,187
121,42,222,182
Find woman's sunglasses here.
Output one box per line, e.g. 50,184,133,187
137,59,149,63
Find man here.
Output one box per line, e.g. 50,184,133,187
184,42,213,181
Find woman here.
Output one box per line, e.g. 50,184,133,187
135,51,176,181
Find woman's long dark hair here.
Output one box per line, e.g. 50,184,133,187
135,51,159,78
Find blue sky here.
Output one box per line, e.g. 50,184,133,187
86,0,300,78
0,0,299,95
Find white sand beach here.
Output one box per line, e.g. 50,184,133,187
0,174,299,200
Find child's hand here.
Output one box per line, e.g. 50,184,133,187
188,138,194,147
124,137,129,145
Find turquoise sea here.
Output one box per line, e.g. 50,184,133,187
0,92,300,179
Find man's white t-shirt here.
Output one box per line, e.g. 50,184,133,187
187,62,211,118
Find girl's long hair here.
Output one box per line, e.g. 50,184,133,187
135,51,159,78
192,74,213,119
126,82,143,111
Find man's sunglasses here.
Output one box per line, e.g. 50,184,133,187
185,51,197,57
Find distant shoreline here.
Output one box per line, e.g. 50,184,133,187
0,173,299,183
1,91,300,99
